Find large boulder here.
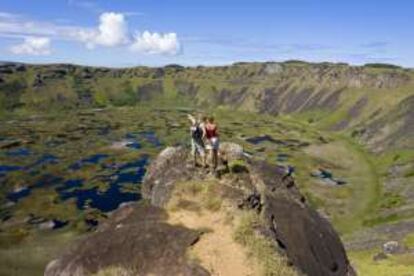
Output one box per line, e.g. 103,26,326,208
44,203,209,276
382,240,405,255
142,146,193,206
219,142,245,162
249,161,355,276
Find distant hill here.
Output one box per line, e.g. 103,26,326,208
0,61,413,152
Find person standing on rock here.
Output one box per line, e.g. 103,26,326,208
187,114,207,168
205,116,220,172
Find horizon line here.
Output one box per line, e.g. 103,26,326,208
1,59,412,70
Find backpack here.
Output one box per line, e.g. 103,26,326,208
192,124,203,140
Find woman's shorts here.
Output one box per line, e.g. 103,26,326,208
206,137,219,150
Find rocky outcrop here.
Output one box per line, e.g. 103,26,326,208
142,146,190,206
45,203,209,276
249,161,354,276
142,144,355,276
142,142,245,207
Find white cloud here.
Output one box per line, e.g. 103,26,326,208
0,11,182,56
130,31,180,55
0,12,77,39
0,12,20,19
77,12,129,49
10,36,51,55
0,11,130,49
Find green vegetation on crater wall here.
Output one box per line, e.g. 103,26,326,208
2,60,412,154
349,249,414,276
363,63,403,69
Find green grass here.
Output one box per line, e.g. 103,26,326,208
349,249,414,276
403,232,414,247
378,193,405,209
289,133,382,234
93,266,136,276
233,211,297,276
167,180,223,212
0,230,78,276
362,214,403,227
228,159,249,173
332,135,382,233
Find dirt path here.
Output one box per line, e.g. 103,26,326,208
168,209,261,276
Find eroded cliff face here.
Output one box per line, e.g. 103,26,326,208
1,61,413,151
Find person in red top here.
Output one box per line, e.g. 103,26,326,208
205,116,219,172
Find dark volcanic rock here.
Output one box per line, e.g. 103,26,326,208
175,80,199,98
249,161,354,276
15,64,26,72
0,139,23,149
142,146,355,276
257,87,285,115
152,68,165,78
142,146,191,206
216,87,249,107
0,67,13,74
284,88,313,113
136,81,164,101
382,240,405,255
318,88,344,111
331,97,368,131
33,74,43,87
360,94,414,151
348,97,368,118
45,203,209,276
301,89,327,111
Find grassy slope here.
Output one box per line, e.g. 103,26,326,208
349,249,414,276
301,137,380,234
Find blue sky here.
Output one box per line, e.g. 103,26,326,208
0,0,413,67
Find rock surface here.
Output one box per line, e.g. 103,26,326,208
45,203,209,276
382,240,405,255
142,145,355,276
142,142,245,207
249,161,353,276
142,146,191,207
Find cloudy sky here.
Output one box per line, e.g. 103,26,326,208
0,0,413,67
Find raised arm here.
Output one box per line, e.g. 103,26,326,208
187,114,196,125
